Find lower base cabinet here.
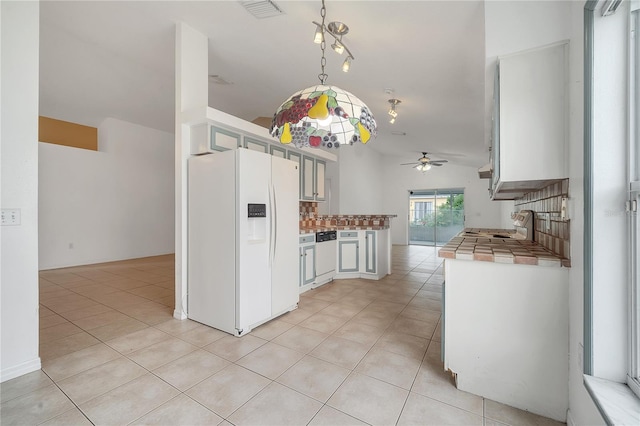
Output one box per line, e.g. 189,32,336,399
335,229,390,280
338,233,359,272
363,230,376,274
299,234,316,291
443,258,569,421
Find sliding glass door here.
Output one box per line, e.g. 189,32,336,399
409,189,464,246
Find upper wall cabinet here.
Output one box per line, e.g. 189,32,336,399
190,117,333,202
491,41,569,200
191,124,242,153
287,151,302,199
301,156,326,202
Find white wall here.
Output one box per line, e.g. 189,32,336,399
337,143,385,214
1,1,41,382
381,157,504,245
39,118,175,269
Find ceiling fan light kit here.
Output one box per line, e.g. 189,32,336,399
270,0,376,150
400,152,449,172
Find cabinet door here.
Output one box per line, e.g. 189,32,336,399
244,137,269,153
498,42,566,182
302,245,316,285
364,231,376,274
210,126,242,151
302,156,316,201
315,160,326,201
338,240,359,272
287,151,302,200
270,145,286,158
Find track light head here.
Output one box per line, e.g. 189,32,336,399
342,56,352,72
313,24,324,44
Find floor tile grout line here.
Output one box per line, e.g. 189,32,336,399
38,368,96,426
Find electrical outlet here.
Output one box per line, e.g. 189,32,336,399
1,209,21,226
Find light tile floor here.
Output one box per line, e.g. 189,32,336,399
1,246,565,425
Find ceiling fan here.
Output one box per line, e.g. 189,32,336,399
400,152,448,171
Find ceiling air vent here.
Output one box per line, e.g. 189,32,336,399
240,0,284,19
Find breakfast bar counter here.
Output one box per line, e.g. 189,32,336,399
438,228,567,267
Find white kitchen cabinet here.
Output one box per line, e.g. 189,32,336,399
335,229,390,280
315,159,326,201
244,137,268,153
287,151,302,199
491,41,568,200
190,124,242,154
363,230,376,274
301,156,326,201
270,144,286,158
443,258,569,421
299,234,316,292
337,232,359,272
302,155,315,200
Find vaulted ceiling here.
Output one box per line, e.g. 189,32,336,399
39,1,488,167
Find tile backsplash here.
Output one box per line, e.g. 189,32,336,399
298,201,394,230
514,179,570,266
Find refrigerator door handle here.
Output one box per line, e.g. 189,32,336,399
269,183,274,267
273,184,278,262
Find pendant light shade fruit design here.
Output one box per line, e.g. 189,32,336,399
271,85,376,149
307,94,330,120
280,122,292,144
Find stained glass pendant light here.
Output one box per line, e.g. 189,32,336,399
270,0,376,149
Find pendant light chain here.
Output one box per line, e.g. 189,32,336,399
318,0,328,85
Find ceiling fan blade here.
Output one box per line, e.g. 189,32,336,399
430,162,444,166
400,162,419,166
429,160,448,163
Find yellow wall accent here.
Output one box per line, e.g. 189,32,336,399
39,116,98,151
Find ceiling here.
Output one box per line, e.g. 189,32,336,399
39,0,489,167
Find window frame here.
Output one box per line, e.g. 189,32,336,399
628,0,640,399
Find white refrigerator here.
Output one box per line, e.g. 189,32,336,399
188,148,299,336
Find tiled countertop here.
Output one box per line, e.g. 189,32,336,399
299,225,391,234
438,229,568,267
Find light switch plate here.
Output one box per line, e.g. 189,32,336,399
1,209,21,226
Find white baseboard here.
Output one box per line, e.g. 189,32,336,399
173,309,187,320
1,357,41,383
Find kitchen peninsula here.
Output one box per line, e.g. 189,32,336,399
438,229,569,422
298,202,395,291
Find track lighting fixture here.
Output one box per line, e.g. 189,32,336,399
311,19,355,72
388,99,401,124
